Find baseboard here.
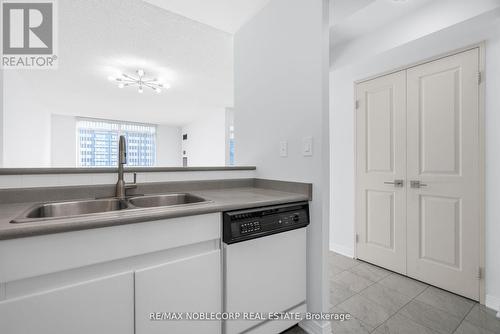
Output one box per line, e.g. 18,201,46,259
299,319,331,334
485,294,500,318
329,242,354,258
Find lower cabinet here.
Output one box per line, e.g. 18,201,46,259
0,214,222,334
135,250,221,334
0,272,135,334
0,251,222,334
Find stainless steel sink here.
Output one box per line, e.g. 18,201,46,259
10,193,210,224
128,193,209,208
12,198,129,223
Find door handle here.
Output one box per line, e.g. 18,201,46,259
410,180,428,188
384,179,404,187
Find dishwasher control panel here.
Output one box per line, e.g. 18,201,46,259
223,202,309,244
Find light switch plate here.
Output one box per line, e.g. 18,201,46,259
280,141,288,157
302,136,313,156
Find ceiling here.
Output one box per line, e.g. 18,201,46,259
4,0,234,127
331,0,435,45
330,0,500,69
330,0,375,26
143,0,272,34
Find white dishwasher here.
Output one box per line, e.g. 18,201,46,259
222,202,309,334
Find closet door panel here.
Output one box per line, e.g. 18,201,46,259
355,70,407,274
406,48,480,300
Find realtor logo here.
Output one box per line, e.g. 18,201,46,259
1,0,57,69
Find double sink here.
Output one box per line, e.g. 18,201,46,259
11,193,209,224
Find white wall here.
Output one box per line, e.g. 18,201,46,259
234,0,331,332
484,26,500,314
330,14,500,311
181,110,226,167
3,75,51,168
156,124,182,166
51,115,77,167
0,69,3,167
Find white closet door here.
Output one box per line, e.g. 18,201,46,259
406,49,480,300
355,71,407,274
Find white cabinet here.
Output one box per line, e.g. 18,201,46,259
135,250,221,334
0,213,222,334
0,272,134,334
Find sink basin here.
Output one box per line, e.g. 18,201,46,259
128,193,209,208
10,193,209,224
12,198,129,223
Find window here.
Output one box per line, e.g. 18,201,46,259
225,108,235,166
77,118,156,167
228,125,235,165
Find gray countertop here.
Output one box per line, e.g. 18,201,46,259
0,186,309,240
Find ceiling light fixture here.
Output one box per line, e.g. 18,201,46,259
108,69,170,94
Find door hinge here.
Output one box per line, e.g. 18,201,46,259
355,100,360,110
478,71,482,84
355,234,359,243
477,267,482,280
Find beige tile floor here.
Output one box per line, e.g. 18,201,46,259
282,252,500,334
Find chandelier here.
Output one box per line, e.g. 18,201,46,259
108,69,170,94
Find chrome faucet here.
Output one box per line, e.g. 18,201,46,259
115,135,137,199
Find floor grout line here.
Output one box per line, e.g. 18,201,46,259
333,292,378,333
329,260,379,332
332,271,405,333
390,286,475,334
451,303,477,334
366,280,427,333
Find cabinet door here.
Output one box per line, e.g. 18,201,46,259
355,70,407,274
135,250,221,334
0,272,134,334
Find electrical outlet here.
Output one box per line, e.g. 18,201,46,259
302,136,313,156
280,141,288,157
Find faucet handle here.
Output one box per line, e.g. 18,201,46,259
126,172,137,186
124,173,138,192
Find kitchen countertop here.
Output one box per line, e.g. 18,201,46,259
0,186,310,240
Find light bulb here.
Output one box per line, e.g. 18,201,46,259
138,86,144,93
164,83,171,90
118,83,125,88
155,88,162,94
137,69,145,77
